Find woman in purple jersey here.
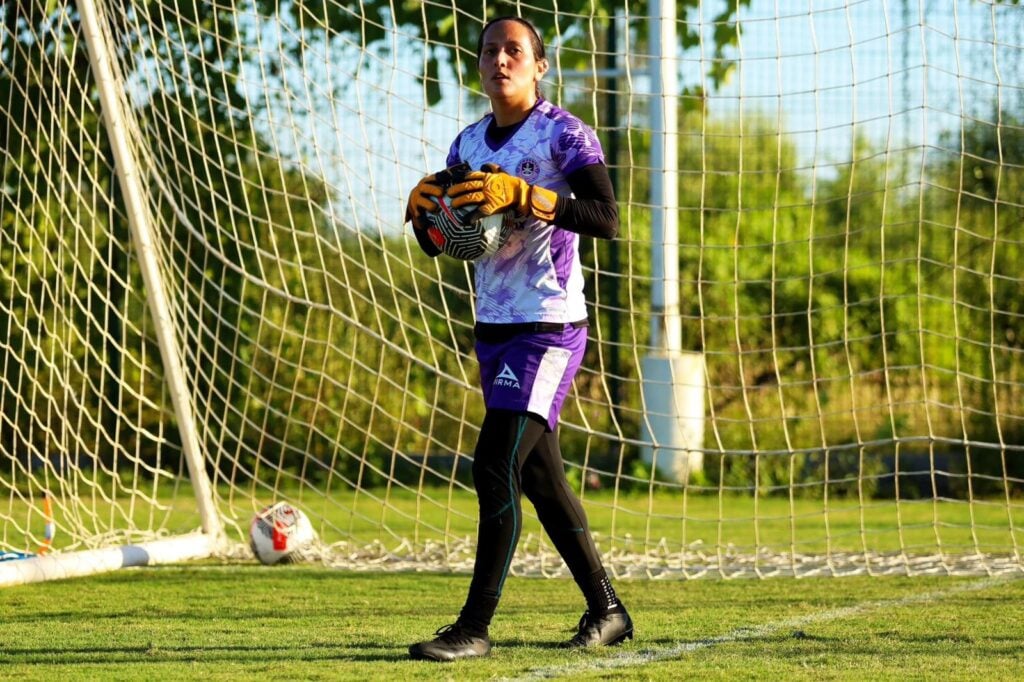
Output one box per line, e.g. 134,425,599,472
404,15,632,662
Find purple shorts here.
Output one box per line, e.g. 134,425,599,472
475,326,587,431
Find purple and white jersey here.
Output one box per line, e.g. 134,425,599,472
446,99,605,325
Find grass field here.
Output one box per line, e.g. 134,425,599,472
1,565,1022,680
17,485,1024,566
5,486,1022,678
338,487,1024,557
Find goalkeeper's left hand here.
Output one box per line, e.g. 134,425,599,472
405,172,445,230
447,168,558,223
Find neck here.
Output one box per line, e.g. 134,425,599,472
490,95,538,127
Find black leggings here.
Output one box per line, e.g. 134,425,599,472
466,409,603,604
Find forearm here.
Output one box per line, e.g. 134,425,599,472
552,164,619,240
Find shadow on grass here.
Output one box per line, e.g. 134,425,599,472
3,640,640,665
0,643,409,665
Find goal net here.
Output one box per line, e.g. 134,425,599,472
2,0,1022,584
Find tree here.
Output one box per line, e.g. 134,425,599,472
285,0,751,105
1,3,120,472
922,109,1024,494
1,2,337,481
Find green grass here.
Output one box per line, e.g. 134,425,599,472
195,485,1024,559
270,485,1024,551
8,486,1024,565
1,566,1021,680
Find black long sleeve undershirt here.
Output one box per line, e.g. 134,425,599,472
553,163,618,240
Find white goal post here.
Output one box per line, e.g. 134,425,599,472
1,0,1022,585
0,0,223,586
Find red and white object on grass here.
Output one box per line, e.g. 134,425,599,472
248,502,316,565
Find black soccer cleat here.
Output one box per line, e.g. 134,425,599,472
562,608,634,648
408,622,493,661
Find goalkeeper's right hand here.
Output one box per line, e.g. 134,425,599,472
405,172,444,231
447,169,558,223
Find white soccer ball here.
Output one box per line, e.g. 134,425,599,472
248,502,316,565
424,194,511,261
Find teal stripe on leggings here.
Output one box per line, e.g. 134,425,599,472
495,415,528,597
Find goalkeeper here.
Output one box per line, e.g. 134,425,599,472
404,15,630,662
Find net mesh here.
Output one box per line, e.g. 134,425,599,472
2,0,1022,578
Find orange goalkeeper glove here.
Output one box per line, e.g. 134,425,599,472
405,172,445,230
447,169,559,223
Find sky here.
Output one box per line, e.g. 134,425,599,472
711,0,1022,168
127,0,1023,235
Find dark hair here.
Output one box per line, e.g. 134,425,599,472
475,15,546,61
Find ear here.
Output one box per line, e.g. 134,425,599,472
536,57,549,81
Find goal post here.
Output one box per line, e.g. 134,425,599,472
77,0,221,540
640,0,707,485
2,0,1022,584
0,0,223,587
0,533,216,587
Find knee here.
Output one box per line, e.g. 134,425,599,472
472,454,507,492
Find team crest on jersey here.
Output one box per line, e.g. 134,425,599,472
516,158,540,182
494,363,521,389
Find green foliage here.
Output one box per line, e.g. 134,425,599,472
665,108,1024,495
3,3,1021,502
1,6,130,475
924,108,1024,494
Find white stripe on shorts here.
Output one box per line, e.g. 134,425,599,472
527,346,573,420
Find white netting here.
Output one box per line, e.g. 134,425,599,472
1,0,1022,580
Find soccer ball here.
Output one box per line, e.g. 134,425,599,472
424,195,511,261
421,162,512,261
248,502,316,565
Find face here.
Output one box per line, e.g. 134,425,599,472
478,20,548,107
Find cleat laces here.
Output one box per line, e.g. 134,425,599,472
434,623,477,645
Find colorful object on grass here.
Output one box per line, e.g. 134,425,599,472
0,493,56,561
39,493,54,555
0,551,35,562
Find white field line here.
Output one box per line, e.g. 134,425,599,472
510,574,1018,681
